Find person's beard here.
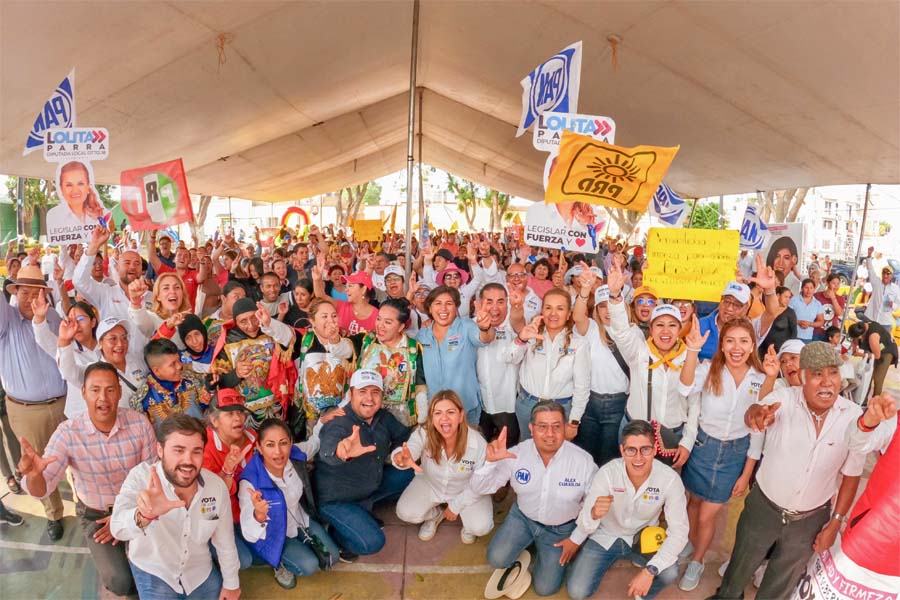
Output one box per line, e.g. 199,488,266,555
163,461,199,488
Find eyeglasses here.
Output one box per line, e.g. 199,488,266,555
414,291,429,298
508,273,527,279
635,298,657,307
623,446,654,457
74,315,88,323
385,275,403,283
533,423,563,433
721,298,746,310
444,273,461,280
103,334,128,344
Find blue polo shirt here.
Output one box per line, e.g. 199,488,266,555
417,317,486,423
697,311,721,361
789,296,824,340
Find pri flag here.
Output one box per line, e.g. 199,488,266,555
23,69,77,156
119,159,194,231
516,42,582,137
650,183,689,226
545,131,680,212
739,204,769,250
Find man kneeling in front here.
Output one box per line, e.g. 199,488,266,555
566,419,688,600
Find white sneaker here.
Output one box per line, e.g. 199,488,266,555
679,541,695,560
679,560,704,591
273,563,296,589
718,560,729,577
753,561,768,588
417,512,445,541
460,529,477,544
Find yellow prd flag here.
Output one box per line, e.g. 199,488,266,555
546,131,679,212
449,220,459,233
512,213,523,225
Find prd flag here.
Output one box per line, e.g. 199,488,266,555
120,159,194,231
650,182,689,226
545,131,680,212
23,69,77,156
516,41,582,137
739,204,770,250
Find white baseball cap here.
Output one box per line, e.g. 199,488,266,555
778,339,805,357
349,369,384,390
594,285,610,304
384,265,405,279
650,304,682,324
96,317,128,341
722,281,751,304
563,265,604,286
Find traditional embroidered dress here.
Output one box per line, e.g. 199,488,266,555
131,370,211,430
352,332,427,427
295,330,354,435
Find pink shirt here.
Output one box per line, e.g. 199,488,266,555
24,408,156,510
528,276,554,300
336,300,378,336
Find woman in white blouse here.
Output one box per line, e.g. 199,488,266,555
127,272,192,344
571,269,631,466
605,261,693,468
238,419,340,589
510,287,590,442
675,317,778,592
392,390,493,544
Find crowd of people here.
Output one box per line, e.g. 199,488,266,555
0,222,896,600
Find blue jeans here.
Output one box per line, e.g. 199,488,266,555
130,562,222,600
210,523,255,570
486,502,575,596
318,466,414,555
279,518,341,575
566,538,677,600
516,388,572,441
574,391,627,467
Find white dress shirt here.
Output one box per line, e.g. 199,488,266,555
391,426,488,514
574,319,630,395
846,415,896,455
32,319,101,418
110,462,239,594
476,320,520,415
510,330,591,422
755,386,865,511
608,301,690,433
578,458,689,572
72,253,147,320
679,362,765,455
470,440,597,544
239,463,309,542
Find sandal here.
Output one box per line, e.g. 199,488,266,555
6,476,22,495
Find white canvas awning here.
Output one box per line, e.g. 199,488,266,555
1,1,898,202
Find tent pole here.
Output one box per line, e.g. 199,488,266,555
403,0,420,280
841,183,871,331
15,177,25,250
417,86,425,240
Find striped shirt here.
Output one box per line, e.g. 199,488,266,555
24,408,156,510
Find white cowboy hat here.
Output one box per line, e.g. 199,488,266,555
484,550,532,599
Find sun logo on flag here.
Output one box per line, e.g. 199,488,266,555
588,155,641,184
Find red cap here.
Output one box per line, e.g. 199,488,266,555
341,270,373,290
216,389,249,412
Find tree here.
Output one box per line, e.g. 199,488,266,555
189,195,213,243
5,177,55,237
758,188,809,223
607,208,642,239
685,202,727,229
482,189,511,232
447,174,478,230
363,181,382,206
335,183,369,228
878,221,892,236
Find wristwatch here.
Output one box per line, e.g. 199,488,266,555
831,512,848,524
645,565,659,576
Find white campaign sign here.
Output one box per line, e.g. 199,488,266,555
532,111,615,152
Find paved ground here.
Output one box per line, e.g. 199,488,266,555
1,368,896,600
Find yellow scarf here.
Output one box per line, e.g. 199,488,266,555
648,339,685,371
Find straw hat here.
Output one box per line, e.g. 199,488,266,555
484,550,532,599
7,265,50,292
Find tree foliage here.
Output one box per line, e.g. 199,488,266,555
685,202,727,229
363,181,382,206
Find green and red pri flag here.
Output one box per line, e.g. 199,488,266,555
120,158,193,231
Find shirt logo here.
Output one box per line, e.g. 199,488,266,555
200,496,218,516
515,468,532,484
612,486,626,493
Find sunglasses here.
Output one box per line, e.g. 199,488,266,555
635,298,657,307
444,273,462,280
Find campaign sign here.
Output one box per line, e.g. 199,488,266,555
533,112,615,152
46,160,108,244
120,159,194,231
524,201,604,253
44,127,109,161
23,69,76,156
516,41,582,137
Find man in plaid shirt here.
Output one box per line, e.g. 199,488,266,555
19,361,156,596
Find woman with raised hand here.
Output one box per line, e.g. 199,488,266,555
392,391,492,544
605,260,693,468
674,318,775,591
127,272,192,345
510,287,590,441
571,266,630,466
238,418,340,589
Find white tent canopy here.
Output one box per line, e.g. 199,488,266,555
1,1,898,202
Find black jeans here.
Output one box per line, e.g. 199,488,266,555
574,391,627,467
76,502,135,596
715,485,830,600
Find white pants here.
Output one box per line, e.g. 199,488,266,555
395,475,494,537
